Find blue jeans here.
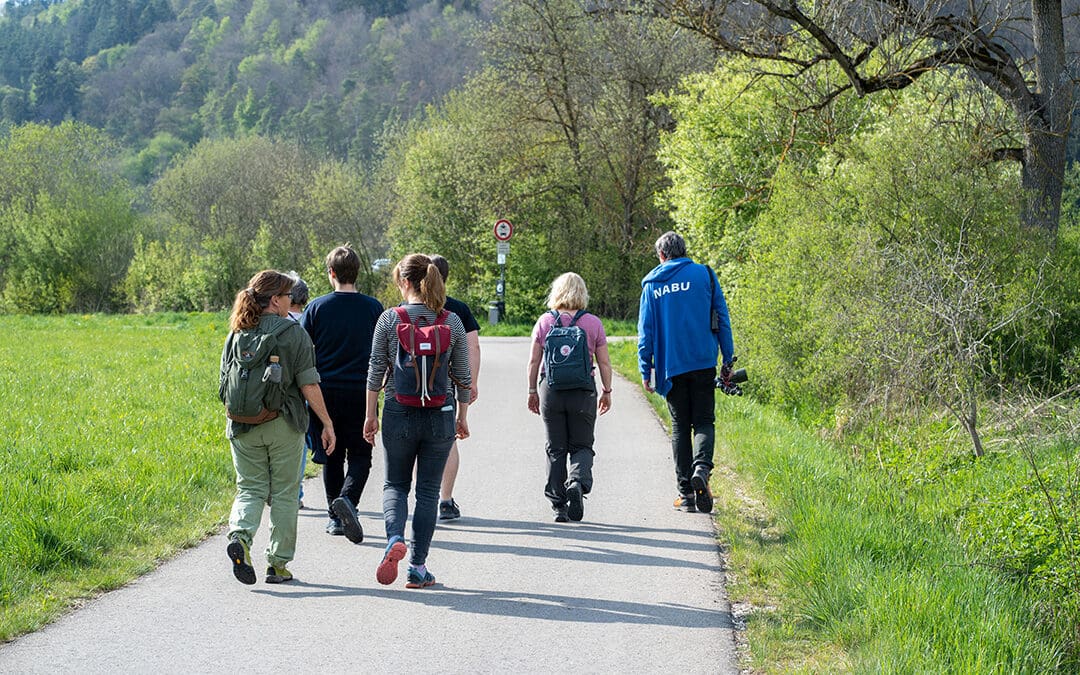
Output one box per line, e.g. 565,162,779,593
665,367,716,495
381,398,455,567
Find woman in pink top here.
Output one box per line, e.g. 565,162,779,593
526,272,613,522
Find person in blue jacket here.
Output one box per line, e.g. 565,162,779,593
637,231,735,514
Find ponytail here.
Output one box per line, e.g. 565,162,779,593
228,270,293,332
418,262,446,313
393,254,446,313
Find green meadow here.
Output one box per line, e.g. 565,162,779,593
606,341,1077,672
0,313,232,641
3,316,1076,672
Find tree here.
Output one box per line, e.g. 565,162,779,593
658,0,1077,234
451,0,714,316
148,135,317,309
0,122,142,313
726,76,1049,455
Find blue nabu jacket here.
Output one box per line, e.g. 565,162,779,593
637,257,734,396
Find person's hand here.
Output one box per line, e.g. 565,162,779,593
455,417,470,440
321,425,336,455
720,361,734,384
642,378,654,393
363,416,379,444
598,390,611,415
527,391,540,414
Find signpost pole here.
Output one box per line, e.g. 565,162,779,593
492,219,514,324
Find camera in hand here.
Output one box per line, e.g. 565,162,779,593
715,363,747,396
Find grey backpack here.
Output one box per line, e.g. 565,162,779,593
542,310,592,391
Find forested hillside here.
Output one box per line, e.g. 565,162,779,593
0,0,484,167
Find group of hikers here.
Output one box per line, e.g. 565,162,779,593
219,230,736,588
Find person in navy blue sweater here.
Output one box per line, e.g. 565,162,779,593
301,245,384,542
637,231,735,514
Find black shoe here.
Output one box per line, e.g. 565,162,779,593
691,468,713,514
552,504,569,522
673,493,697,513
325,517,345,536
566,481,584,522
331,496,364,543
227,537,256,585
439,499,461,521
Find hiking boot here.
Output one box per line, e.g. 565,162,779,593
376,537,408,585
439,499,461,521
405,566,436,588
566,481,584,522
552,504,569,523
265,564,293,584
691,468,713,514
226,536,256,585
325,517,345,536
331,496,364,544
673,493,697,513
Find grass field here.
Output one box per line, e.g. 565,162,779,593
0,313,232,641
606,341,1077,672
4,314,1075,671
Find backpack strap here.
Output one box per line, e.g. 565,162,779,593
569,309,587,327
549,309,564,327
705,265,720,334
392,307,423,395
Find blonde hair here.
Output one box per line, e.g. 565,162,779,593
393,253,446,313
546,272,588,312
228,270,293,332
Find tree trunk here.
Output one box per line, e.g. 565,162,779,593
1022,0,1072,235
1021,129,1067,234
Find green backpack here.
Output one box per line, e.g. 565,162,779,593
219,320,295,425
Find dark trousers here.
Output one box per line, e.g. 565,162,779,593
380,398,455,567
665,367,716,495
311,386,372,515
539,378,597,507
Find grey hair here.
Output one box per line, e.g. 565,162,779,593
655,231,687,260
287,272,309,305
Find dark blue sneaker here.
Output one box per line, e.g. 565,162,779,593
331,496,363,543
405,566,436,589
325,517,345,536
438,499,461,520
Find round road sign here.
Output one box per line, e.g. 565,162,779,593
493,219,514,241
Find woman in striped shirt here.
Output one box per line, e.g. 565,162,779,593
364,253,471,588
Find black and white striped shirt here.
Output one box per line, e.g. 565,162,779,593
366,303,472,405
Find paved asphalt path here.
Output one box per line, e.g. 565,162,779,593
0,337,737,674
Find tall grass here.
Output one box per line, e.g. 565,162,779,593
607,341,1074,672
0,313,232,641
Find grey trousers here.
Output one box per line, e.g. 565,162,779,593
539,378,597,506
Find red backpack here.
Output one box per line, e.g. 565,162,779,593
390,307,453,407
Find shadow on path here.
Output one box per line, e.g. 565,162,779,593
253,582,733,629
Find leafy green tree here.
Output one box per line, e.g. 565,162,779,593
297,159,387,295
735,76,1049,454
144,135,316,309
387,0,713,318
660,0,1075,234
0,122,142,313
